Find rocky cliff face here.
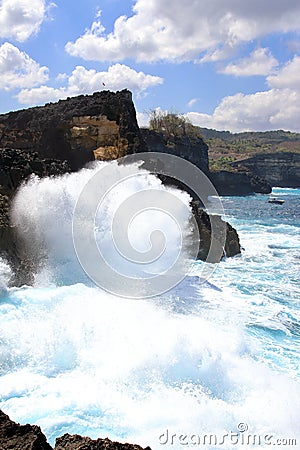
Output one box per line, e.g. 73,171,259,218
192,202,241,260
140,128,240,257
231,152,300,187
141,128,272,196
0,90,240,286
0,410,151,450
0,90,145,171
210,170,271,196
0,148,71,285
141,128,209,173
0,90,145,285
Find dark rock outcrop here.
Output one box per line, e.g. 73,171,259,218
140,129,241,257
209,170,271,196
141,128,209,173
0,90,145,285
0,148,71,285
192,202,241,260
231,152,300,187
0,410,151,450
0,147,70,194
55,434,151,450
0,90,145,171
0,410,52,450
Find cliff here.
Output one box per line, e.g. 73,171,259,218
198,127,300,190
210,170,271,196
0,148,71,285
140,128,240,258
141,127,272,195
141,128,209,173
0,90,145,285
0,89,145,171
0,410,151,450
231,152,300,187
0,90,241,286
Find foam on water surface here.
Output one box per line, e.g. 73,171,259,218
0,166,299,449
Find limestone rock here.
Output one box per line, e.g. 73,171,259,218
0,91,242,287
231,152,300,187
0,90,145,171
209,170,271,196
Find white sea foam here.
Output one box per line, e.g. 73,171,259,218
0,169,299,449
10,161,193,291
0,282,299,449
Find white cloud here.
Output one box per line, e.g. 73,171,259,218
267,55,300,90
187,98,198,108
198,47,235,63
17,64,163,105
220,48,278,76
186,89,300,132
0,0,48,42
0,43,48,90
186,55,300,132
17,85,63,104
65,0,300,63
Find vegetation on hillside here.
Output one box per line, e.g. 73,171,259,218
198,128,300,171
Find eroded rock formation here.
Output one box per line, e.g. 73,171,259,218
0,90,145,171
209,170,271,196
141,128,209,173
0,148,71,285
192,202,241,260
231,152,300,187
0,410,151,450
0,410,52,450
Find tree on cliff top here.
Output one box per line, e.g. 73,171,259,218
149,110,203,139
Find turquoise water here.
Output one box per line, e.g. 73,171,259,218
201,188,300,378
0,175,299,449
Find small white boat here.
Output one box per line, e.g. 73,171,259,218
268,197,285,205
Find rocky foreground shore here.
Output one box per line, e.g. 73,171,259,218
0,410,151,450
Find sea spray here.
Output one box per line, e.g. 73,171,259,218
10,160,194,290
0,174,299,449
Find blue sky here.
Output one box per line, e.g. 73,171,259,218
0,0,300,132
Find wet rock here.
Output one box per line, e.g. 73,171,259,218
55,434,151,450
0,148,71,286
0,410,52,450
0,411,152,450
191,202,241,261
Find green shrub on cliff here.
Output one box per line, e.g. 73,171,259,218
149,110,202,140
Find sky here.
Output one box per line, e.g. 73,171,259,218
0,0,300,132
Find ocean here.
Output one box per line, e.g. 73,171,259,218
0,163,299,450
